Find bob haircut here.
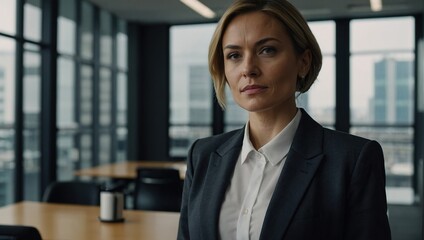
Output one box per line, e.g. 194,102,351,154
209,0,322,109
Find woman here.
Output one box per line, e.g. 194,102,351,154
178,0,391,239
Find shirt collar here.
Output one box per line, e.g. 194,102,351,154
240,109,302,166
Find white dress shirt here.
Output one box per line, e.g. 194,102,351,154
218,110,301,240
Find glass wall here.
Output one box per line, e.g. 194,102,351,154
297,21,336,127
350,17,415,204
0,36,16,206
23,43,42,201
56,0,128,180
169,24,215,158
0,0,128,206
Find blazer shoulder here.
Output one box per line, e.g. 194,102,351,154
322,127,382,154
323,127,368,142
191,128,244,156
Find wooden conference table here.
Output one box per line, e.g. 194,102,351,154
74,160,187,180
0,201,180,240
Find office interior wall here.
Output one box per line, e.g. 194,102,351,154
127,23,170,160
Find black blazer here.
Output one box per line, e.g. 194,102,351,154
178,109,391,240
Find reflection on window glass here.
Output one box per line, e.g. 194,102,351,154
80,65,93,126
100,11,112,66
57,57,76,128
24,0,42,41
23,47,41,201
80,1,93,60
0,0,16,35
350,17,415,205
0,37,15,207
170,24,215,157
58,0,76,55
117,20,128,70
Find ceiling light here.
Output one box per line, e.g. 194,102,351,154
370,0,383,12
180,0,216,19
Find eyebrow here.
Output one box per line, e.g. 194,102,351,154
223,37,280,50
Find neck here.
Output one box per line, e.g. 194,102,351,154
248,106,298,150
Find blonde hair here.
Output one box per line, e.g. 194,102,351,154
208,0,322,109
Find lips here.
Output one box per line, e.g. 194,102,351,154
241,84,268,94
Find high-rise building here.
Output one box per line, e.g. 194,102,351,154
373,58,414,124
369,57,414,189
188,65,211,124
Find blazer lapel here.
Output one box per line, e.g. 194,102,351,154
199,129,244,240
260,109,324,240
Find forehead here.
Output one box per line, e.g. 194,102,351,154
222,11,288,44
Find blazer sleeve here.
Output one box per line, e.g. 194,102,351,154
344,140,391,240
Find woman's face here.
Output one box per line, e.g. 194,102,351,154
222,11,310,113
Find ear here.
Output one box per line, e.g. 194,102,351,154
298,49,312,77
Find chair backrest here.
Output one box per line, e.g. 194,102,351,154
42,180,100,206
0,225,42,240
134,167,183,212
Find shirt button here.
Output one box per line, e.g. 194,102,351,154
243,208,249,215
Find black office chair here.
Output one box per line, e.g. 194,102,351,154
0,224,42,240
42,180,100,206
133,167,183,212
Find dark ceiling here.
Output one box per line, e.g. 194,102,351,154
87,0,423,24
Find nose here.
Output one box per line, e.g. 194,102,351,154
241,54,260,78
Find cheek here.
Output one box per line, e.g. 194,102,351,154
224,65,239,90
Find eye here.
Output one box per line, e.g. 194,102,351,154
226,52,241,60
260,46,276,55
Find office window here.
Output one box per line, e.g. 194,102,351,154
169,24,215,158
116,20,127,162
99,132,111,164
99,68,112,126
80,1,94,60
57,0,76,55
56,2,128,179
100,10,112,66
57,57,76,180
0,0,129,204
297,21,335,126
0,0,16,35
57,58,76,128
117,20,128,71
79,133,92,169
117,73,127,162
0,37,16,206
24,0,42,42
350,17,415,204
23,44,41,201
79,65,93,126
